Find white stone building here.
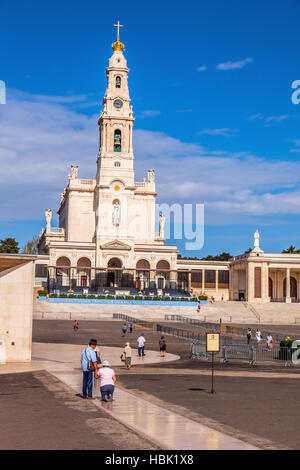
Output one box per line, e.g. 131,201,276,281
38,27,183,293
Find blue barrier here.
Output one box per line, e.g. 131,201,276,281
40,297,207,307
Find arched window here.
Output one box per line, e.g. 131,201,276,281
116,76,121,88
114,161,121,167
114,129,122,152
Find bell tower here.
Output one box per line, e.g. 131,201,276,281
96,22,135,187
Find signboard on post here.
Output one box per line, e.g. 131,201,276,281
206,333,220,352
206,333,220,394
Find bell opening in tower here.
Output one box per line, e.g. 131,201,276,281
116,76,121,88
114,129,122,152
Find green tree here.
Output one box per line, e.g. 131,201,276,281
0,237,19,253
282,245,300,254
244,247,252,254
201,252,232,261
22,236,39,254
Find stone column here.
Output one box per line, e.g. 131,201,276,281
188,271,192,294
202,269,205,293
261,263,270,302
247,263,254,302
286,267,291,303
215,270,219,293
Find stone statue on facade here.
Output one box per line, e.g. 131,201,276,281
148,169,155,183
70,165,79,179
252,229,264,254
159,212,166,238
254,229,260,249
60,188,66,204
45,209,52,231
112,201,121,226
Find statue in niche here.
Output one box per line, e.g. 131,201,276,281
45,209,52,230
112,201,121,227
159,212,166,238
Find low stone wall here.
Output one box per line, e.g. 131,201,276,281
33,299,202,321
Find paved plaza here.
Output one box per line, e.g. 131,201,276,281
0,319,299,449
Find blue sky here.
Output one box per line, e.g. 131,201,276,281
1,0,300,256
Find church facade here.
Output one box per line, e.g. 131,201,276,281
38,29,187,294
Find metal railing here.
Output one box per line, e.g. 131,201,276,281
112,313,154,331
164,314,294,344
190,341,300,366
164,315,220,332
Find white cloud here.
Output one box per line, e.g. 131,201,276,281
199,128,239,137
1,89,300,227
249,113,264,121
266,115,289,124
141,110,161,117
290,140,300,153
197,66,207,72
216,57,253,70
249,113,290,126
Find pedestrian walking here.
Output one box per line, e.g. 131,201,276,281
123,342,132,369
247,328,252,344
197,302,201,313
266,333,273,351
159,336,167,357
97,360,116,402
129,321,133,333
256,328,262,344
73,320,79,331
137,334,146,357
80,339,98,399
122,323,127,337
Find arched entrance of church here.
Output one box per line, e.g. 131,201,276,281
283,276,297,300
77,257,91,288
56,257,71,288
136,259,150,291
107,258,122,287
156,260,170,290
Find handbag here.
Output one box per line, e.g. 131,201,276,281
85,348,95,371
120,353,126,362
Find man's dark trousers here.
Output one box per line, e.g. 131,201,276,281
82,370,94,398
138,346,145,356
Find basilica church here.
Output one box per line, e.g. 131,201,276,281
38,25,184,293
37,25,300,304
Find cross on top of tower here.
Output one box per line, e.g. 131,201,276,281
114,21,123,41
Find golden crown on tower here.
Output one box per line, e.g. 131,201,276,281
112,39,125,52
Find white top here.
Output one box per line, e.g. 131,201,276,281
97,367,115,387
137,336,145,347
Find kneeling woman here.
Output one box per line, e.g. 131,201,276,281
97,360,116,401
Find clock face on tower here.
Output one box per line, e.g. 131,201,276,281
114,99,123,109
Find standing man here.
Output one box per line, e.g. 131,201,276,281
137,333,146,357
247,328,252,345
129,321,134,334
81,339,98,399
